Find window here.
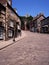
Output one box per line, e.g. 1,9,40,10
9,20,14,27
8,30,13,37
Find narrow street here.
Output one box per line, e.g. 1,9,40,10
0,31,49,65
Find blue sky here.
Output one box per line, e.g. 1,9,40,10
12,0,49,17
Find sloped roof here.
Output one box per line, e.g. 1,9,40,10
33,13,45,21
41,16,49,22
7,3,20,19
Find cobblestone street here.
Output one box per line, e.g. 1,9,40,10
0,31,49,65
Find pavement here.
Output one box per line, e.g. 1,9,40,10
0,30,26,50
0,31,49,65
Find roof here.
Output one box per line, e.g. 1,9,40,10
7,3,20,19
41,16,49,22
0,2,20,19
33,14,45,21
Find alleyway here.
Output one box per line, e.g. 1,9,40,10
0,31,49,65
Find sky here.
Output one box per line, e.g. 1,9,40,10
12,0,49,17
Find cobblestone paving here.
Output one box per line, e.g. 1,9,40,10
0,31,49,65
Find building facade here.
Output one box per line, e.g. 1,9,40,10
30,13,45,32
0,4,6,40
0,1,21,40
40,17,49,33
